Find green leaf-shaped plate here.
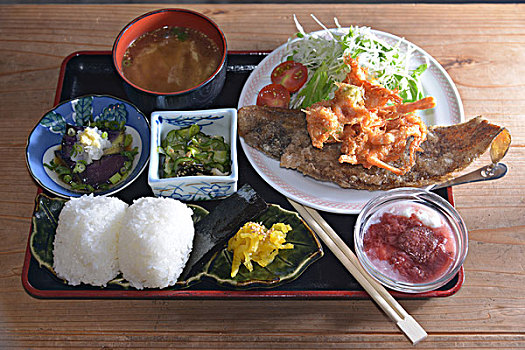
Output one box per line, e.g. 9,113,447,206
191,204,324,289
30,194,323,290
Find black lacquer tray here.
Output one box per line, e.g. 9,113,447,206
22,51,463,299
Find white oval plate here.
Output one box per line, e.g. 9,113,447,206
238,28,464,214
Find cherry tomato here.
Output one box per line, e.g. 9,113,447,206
270,61,308,93
256,83,291,108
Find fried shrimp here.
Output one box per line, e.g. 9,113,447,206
376,97,436,119
305,105,342,148
343,56,403,108
304,82,369,147
305,56,434,175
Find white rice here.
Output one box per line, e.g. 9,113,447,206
118,197,195,289
53,194,128,286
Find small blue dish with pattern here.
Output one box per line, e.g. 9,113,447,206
26,95,150,198
148,108,238,201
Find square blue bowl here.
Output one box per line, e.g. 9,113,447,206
148,108,238,201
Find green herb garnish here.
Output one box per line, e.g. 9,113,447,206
171,27,188,42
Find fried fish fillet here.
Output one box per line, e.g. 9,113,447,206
238,105,505,191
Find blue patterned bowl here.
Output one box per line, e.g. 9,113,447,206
26,95,150,198
148,108,238,201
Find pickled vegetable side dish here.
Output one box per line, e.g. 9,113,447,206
228,222,294,278
159,124,231,178
45,121,138,192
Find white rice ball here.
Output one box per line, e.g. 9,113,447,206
118,197,195,289
53,194,128,286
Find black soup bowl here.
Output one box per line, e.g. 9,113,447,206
112,9,227,111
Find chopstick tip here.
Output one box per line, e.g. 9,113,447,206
397,315,427,345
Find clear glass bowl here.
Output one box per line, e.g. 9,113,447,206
354,188,468,293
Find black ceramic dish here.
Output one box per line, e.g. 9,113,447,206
22,51,463,299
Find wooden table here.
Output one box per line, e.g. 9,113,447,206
1,3,524,348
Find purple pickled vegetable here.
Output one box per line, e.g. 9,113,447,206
78,154,127,185
61,125,83,157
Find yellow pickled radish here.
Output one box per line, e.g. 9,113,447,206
227,222,294,277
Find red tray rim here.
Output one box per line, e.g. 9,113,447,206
22,50,464,299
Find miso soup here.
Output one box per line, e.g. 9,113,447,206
122,26,221,93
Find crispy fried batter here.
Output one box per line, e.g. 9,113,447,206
304,57,434,175
343,56,403,108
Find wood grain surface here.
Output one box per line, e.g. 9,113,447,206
1,3,524,349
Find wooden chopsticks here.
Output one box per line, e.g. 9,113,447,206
287,198,427,345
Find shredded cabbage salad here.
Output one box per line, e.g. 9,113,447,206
284,15,428,109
